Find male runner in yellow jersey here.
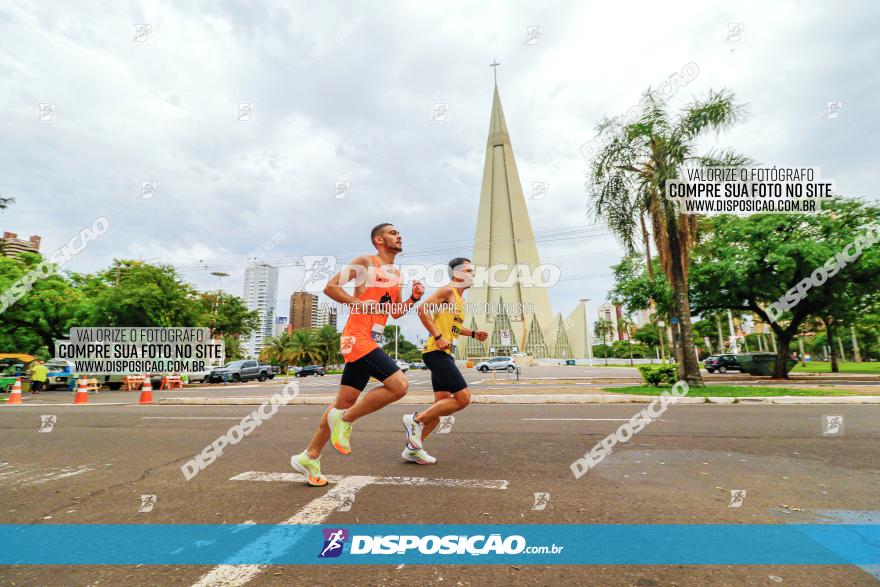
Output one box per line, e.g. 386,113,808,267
402,257,488,463
291,223,425,486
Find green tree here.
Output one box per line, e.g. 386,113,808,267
259,332,297,376
315,325,341,368
589,88,752,385
77,260,203,327
689,198,880,377
381,325,416,358
593,319,613,365
289,328,322,367
0,253,86,356
633,323,660,350
223,334,245,361
199,291,259,338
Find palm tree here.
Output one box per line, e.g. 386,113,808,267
222,334,245,361
588,89,753,386
594,318,612,366
314,325,341,368
620,315,636,366
289,328,322,367
259,332,297,381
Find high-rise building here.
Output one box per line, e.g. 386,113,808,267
633,308,652,329
242,263,278,357
274,316,288,336
313,304,338,330
1,232,41,258
290,291,338,331
290,291,317,331
597,302,620,345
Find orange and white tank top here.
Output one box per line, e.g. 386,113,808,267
339,256,401,362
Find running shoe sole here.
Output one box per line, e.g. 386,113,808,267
291,455,328,487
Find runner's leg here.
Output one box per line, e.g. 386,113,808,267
419,388,471,440
343,370,408,423
306,385,360,459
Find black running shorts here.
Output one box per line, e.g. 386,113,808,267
423,350,468,393
340,348,401,391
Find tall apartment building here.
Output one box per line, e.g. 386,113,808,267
289,291,338,331
274,316,288,336
242,263,279,357
289,291,317,331
314,303,338,330
597,302,621,345
633,308,652,329
1,232,41,257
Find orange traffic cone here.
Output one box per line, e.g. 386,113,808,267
73,377,89,404
139,374,153,405
7,377,23,404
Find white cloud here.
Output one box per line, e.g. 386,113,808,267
1,0,877,342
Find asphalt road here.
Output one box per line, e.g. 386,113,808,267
1,399,878,586
12,364,877,408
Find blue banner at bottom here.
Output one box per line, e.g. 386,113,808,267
0,524,877,565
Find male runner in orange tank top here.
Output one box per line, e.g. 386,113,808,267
291,223,425,486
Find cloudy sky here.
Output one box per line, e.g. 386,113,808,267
2,1,878,342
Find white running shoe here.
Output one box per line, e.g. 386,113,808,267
402,446,436,465
402,412,424,450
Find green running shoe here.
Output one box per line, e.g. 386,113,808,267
328,407,353,455
291,451,328,487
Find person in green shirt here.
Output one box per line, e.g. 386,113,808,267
30,360,48,394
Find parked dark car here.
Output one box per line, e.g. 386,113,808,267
208,360,274,383
704,355,742,374
296,365,325,377
409,361,427,370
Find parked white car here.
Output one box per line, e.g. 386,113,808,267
475,356,516,372
395,359,410,372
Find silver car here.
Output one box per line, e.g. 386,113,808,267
475,356,516,373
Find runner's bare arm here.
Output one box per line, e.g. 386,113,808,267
323,255,371,307
416,286,452,338
461,327,489,341
390,280,425,318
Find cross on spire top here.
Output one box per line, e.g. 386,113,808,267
490,59,500,86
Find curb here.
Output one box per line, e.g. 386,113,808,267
157,394,880,406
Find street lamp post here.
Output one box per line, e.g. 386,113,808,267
727,310,739,354
580,298,593,367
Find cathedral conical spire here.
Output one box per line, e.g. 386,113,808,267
487,85,511,148
461,82,555,356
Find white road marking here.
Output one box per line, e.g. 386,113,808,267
230,471,509,490
521,418,665,422
191,475,374,587
192,471,509,586
0,465,92,486
27,467,92,485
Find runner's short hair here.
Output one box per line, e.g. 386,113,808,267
448,257,471,277
371,223,393,245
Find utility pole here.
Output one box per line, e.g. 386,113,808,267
727,310,738,354
798,336,806,366
395,325,399,360
657,320,666,363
